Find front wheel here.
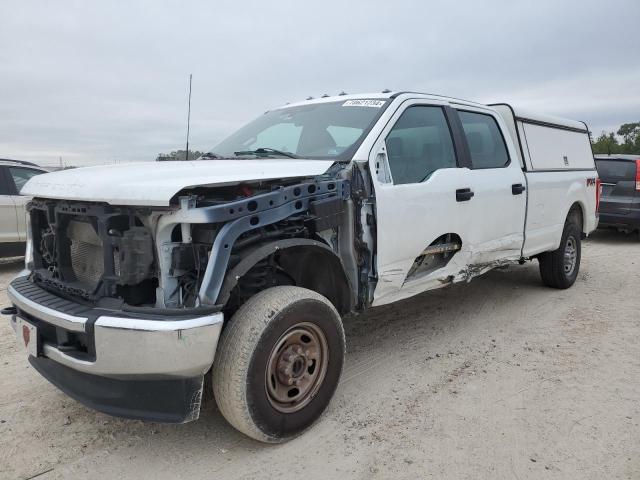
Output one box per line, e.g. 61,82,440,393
212,286,345,443
538,220,582,289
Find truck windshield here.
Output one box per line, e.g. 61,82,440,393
207,99,389,161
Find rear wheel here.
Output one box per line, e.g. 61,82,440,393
212,286,345,443
538,217,582,289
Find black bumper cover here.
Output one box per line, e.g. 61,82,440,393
30,357,204,423
598,211,640,230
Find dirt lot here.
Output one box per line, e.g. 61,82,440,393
1,230,639,480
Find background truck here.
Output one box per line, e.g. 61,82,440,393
3,91,599,442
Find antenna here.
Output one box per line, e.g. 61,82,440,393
185,74,192,161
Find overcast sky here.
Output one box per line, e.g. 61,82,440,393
1,0,639,166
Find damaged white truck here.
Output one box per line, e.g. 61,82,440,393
3,92,599,442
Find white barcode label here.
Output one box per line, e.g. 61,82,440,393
342,99,385,108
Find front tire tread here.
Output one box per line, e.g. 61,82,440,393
212,286,344,443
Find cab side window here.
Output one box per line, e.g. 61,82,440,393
385,106,457,185
8,167,43,193
0,168,11,195
458,111,509,169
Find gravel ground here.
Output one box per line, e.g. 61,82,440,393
1,229,639,480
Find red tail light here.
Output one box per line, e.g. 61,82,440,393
636,159,640,191
596,177,602,212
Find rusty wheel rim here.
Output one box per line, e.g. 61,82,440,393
265,322,329,413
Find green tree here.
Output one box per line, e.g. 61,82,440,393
591,121,640,155
591,131,621,155
617,122,640,154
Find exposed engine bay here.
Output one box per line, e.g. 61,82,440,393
26,165,376,316
29,199,157,305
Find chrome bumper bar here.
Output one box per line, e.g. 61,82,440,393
8,280,223,378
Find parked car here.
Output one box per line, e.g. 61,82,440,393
594,154,640,237
2,92,599,442
0,159,47,256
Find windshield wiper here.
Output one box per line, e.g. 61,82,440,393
233,147,299,159
200,152,224,159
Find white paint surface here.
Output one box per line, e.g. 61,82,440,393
369,99,528,306
521,123,594,170
20,159,335,206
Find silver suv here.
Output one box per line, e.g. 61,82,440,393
0,159,47,256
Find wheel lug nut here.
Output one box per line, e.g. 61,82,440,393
288,378,294,385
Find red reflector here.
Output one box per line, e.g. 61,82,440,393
596,177,602,212
22,325,31,348
635,159,640,191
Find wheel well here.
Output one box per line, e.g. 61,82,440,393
221,241,353,316
276,246,353,314
568,202,584,232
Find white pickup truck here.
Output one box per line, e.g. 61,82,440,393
3,91,599,443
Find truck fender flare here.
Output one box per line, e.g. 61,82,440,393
216,238,353,312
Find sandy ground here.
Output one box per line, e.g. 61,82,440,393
1,229,639,480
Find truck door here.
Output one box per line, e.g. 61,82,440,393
454,108,527,265
369,100,475,306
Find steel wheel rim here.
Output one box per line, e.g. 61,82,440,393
563,235,577,275
265,322,329,413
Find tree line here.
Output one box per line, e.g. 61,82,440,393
156,149,204,161
591,122,640,155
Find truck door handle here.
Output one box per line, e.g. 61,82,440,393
456,188,474,202
511,183,526,195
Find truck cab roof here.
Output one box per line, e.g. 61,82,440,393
277,91,486,110
278,91,586,132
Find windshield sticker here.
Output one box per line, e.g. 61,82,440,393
342,99,385,108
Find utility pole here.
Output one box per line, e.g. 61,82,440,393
185,74,192,161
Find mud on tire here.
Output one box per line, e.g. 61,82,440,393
212,286,345,443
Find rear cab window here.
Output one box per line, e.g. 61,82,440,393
458,111,510,169
595,160,636,182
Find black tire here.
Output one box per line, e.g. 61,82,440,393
212,286,345,443
538,218,582,289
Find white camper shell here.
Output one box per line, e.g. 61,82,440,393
491,104,595,171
